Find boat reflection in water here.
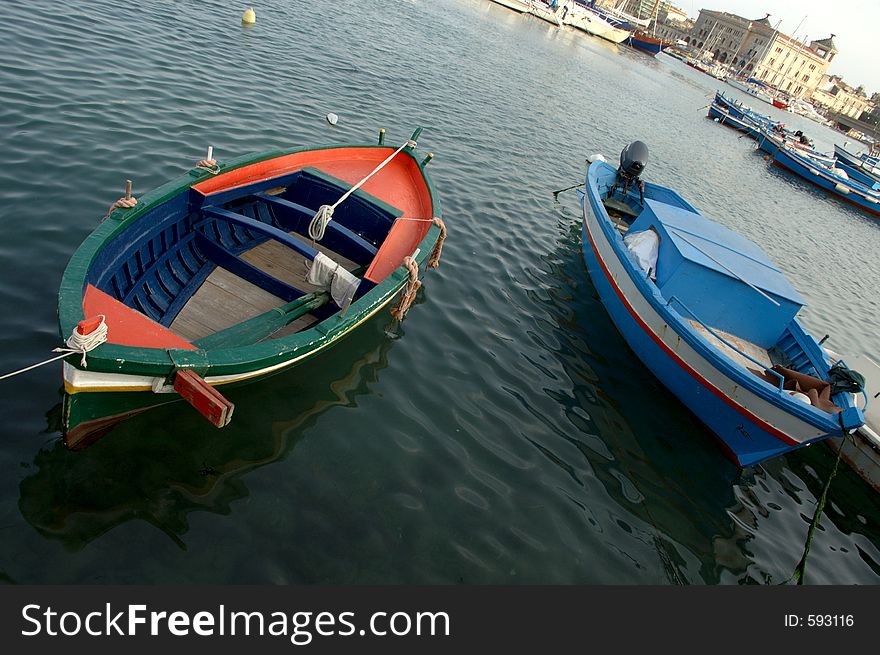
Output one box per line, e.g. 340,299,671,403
21,317,399,552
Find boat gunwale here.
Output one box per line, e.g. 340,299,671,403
58,141,442,376
584,160,854,437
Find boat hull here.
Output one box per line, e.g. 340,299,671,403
834,144,880,183
772,146,880,217
626,33,672,56
708,104,760,139
580,167,851,467
828,428,880,493
563,7,628,43
489,0,531,13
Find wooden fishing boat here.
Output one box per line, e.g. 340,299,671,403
834,143,880,187
57,129,445,448
756,125,835,165
578,141,864,467
772,142,880,217
707,102,763,139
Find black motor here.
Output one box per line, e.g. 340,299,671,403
619,140,649,177
611,141,649,203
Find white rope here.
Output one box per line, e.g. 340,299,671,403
0,316,108,381
59,317,109,366
308,138,417,242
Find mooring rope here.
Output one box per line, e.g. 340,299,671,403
786,437,847,585
0,315,108,381
393,216,447,269
195,158,220,175
308,138,417,242
101,195,137,222
389,256,421,321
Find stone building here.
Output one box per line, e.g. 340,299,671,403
685,11,835,99
812,75,873,118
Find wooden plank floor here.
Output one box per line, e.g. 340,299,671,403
170,232,359,343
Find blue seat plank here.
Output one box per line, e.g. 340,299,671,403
255,194,379,261
200,207,319,261
193,233,304,303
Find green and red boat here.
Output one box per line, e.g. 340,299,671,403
58,128,444,448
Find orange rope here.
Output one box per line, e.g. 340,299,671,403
428,217,446,269
390,257,421,321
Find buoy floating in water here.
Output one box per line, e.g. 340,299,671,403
326,112,338,126
242,7,256,24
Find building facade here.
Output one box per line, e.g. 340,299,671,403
684,11,835,99
812,75,872,118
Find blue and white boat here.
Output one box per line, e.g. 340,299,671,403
756,125,836,165
833,158,880,191
834,143,880,172
833,143,880,189
707,102,763,139
772,143,880,217
578,142,865,467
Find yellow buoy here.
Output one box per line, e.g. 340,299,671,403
242,7,256,24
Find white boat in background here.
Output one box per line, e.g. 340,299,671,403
561,1,631,44
789,98,833,127
825,352,880,493
725,77,774,105
489,0,531,13
526,0,564,27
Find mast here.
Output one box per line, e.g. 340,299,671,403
749,18,782,81
772,15,806,97
696,18,719,63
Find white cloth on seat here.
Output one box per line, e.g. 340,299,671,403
623,229,659,280
307,252,360,312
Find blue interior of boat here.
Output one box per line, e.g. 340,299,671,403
86,168,401,328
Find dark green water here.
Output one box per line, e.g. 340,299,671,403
0,0,878,584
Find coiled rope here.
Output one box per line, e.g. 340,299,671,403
195,158,220,175
101,180,138,222
0,316,108,381
308,138,417,242
195,146,220,175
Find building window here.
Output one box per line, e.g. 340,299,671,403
802,74,809,82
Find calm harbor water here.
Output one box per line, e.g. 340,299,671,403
0,0,879,584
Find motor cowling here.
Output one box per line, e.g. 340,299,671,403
619,141,649,178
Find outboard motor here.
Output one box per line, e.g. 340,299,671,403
611,140,649,204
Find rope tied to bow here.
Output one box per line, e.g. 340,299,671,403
55,316,109,367
0,315,109,382
101,179,137,222
390,257,421,321
308,138,418,243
